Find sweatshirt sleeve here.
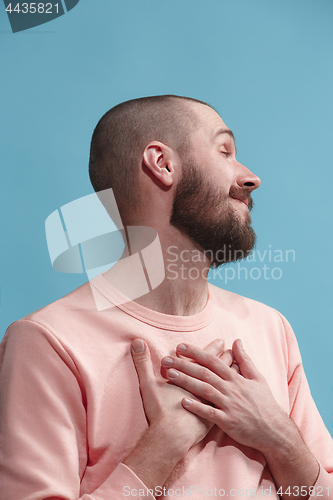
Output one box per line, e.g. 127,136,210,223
0,320,154,500
277,312,333,498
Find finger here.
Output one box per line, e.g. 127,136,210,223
162,354,227,395
232,340,261,380
176,343,234,381
203,338,225,356
220,351,241,374
231,362,241,374
166,346,235,379
219,349,234,367
131,339,155,388
176,338,225,359
165,367,226,407
181,397,226,428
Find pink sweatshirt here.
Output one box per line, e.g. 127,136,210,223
0,274,333,499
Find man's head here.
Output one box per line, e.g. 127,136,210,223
89,95,261,266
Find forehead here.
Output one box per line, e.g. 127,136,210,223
189,102,232,143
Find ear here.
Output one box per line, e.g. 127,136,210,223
142,141,178,187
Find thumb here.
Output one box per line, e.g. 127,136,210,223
131,339,155,388
232,340,260,380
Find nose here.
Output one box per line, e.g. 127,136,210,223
236,161,261,192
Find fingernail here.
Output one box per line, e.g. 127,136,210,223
238,339,243,349
162,357,173,367
168,369,179,379
218,339,224,348
183,398,192,407
132,339,145,354
177,344,187,353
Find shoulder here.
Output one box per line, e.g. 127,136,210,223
25,280,96,322
208,281,282,320
208,282,296,342
208,283,301,372
2,280,98,351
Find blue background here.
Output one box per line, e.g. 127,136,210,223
1,0,332,432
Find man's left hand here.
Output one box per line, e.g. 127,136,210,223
161,338,290,454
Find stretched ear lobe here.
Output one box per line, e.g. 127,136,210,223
143,142,175,187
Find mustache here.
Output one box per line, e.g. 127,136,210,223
229,185,254,211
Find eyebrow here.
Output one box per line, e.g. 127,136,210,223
213,128,237,155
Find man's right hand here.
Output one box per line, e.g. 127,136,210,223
132,338,227,449
123,338,233,492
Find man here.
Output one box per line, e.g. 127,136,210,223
0,95,332,499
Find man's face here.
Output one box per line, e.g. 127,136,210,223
170,103,261,268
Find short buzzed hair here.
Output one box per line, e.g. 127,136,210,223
88,95,212,217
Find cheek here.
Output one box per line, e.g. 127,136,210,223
212,158,235,186
211,172,233,199
199,154,234,195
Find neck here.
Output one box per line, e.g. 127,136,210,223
103,225,212,316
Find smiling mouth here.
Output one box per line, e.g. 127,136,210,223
231,196,249,207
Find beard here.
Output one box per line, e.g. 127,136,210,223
170,160,256,268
